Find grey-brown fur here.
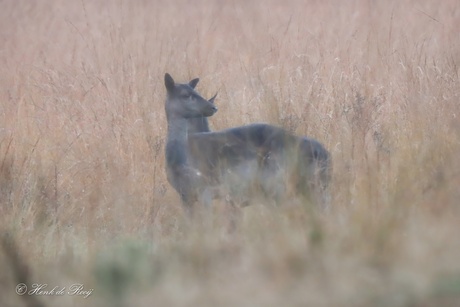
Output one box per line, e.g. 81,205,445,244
164,73,331,215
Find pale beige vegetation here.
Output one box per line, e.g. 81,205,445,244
1,0,460,306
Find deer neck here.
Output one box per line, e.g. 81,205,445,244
166,116,190,169
188,117,210,133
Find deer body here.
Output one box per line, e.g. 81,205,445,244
164,73,331,215
190,124,330,202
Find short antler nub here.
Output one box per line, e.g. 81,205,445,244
209,92,218,103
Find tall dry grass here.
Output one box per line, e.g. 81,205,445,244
1,0,460,306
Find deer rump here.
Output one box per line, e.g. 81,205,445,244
188,123,330,205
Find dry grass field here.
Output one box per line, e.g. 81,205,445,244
1,0,460,306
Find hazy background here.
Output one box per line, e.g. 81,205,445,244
1,0,460,306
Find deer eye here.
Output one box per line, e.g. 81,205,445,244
180,93,191,99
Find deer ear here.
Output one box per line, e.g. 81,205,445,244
209,92,218,103
165,73,175,92
188,78,200,89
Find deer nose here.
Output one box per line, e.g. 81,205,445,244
212,106,218,112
